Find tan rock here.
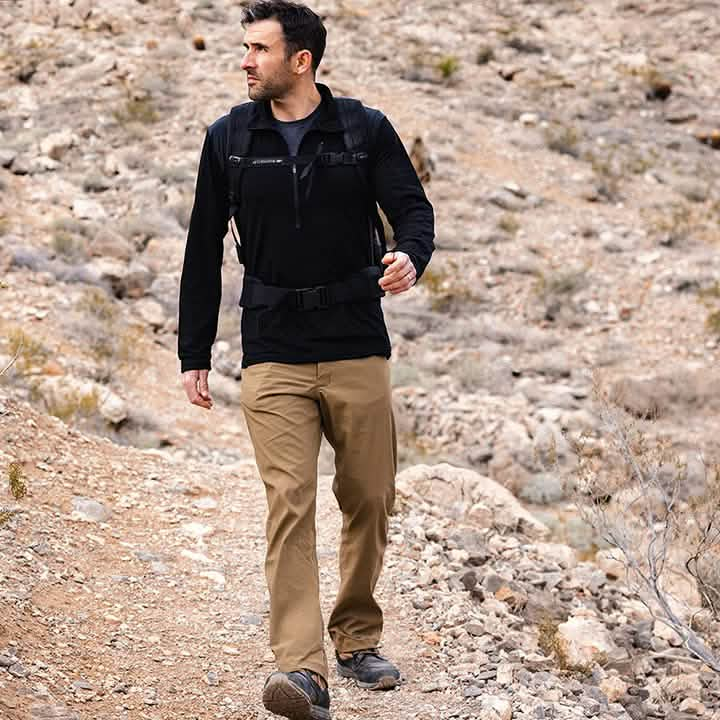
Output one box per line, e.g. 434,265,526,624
556,616,617,667
481,697,513,720
396,463,548,538
596,548,625,580
659,673,702,701
40,129,76,161
599,676,629,702
680,698,707,716
133,298,165,330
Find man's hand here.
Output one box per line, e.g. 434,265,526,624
379,251,416,295
182,369,213,410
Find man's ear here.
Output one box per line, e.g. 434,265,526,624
295,49,314,75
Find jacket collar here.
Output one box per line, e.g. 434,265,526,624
247,82,343,132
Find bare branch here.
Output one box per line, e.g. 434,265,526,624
0,338,22,377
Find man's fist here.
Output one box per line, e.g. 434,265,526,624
379,251,416,295
182,369,213,410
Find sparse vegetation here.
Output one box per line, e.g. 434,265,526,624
585,149,624,202
544,122,581,158
69,288,138,381
706,310,720,337
497,213,520,236
43,384,100,421
570,381,720,671
8,462,26,500
52,229,86,262
437,55,460,81
114,96,159,125
420,260,482,313
534,265,587,299
476,45,495,65
645,202,692,246
0,215,8,236
5,327,50,376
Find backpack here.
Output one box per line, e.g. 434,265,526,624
223,97,386,269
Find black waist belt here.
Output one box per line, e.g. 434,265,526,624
239,266,385,311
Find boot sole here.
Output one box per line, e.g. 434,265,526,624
262,673,331,720
336,664,400,691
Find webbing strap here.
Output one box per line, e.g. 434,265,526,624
239,266,384,310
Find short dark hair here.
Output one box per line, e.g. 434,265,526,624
241,1,327,73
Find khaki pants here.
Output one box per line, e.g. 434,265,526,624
240,355,397,681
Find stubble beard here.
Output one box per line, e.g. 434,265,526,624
247,67,295,102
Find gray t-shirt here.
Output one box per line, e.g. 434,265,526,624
272,103,322,156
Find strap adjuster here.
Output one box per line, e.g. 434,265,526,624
293,285,329,311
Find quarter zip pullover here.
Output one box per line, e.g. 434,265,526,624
178,83,435,372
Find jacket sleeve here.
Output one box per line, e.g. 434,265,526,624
370,114,435,280
177,124,229,372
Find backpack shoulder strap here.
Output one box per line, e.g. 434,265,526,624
226,102,254,164
334,97,369,155
334,98,386,267
225,102,255,264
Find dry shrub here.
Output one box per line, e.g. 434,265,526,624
571,378,720,672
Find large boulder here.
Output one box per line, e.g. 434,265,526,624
396,463,548,538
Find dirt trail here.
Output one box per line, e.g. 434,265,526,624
0,394,457,720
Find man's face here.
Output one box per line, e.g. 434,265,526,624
241,19,296,101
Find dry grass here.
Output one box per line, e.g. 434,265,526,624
8,462,26,500
114,96,159,125
43,386,100,422
5,327,50,376
544,123,581,158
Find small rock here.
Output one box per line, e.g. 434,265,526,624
464,685,484,698
679,698,706,716
466,622,485,637
0,654,16,667
659,672,702,701
72,497,111,523
8,662,28,678
72,197,107,220
482,697,513,720
72,679,94,692
556,615,617,667
496,662,515,685
40,130,76,161
205,671,220,686
98,389,128,425
0,148,17,167
193,497,219,511
181,522,215,539
489,190,527,212
133,297,166,329
239,614,262,626
11,155,31,175
600,676,629,702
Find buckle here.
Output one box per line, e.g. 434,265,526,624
294,285,329,310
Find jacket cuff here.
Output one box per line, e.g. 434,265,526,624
394,245,428,281
180,357,211,373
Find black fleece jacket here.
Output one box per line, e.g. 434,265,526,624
178,83,435,371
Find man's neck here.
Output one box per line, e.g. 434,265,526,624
270,82,322,122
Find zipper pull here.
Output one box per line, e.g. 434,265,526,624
292,163,301,229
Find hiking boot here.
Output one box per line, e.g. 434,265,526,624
335,648,401,690
262,670,331,720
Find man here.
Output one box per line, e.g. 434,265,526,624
178,2,434,718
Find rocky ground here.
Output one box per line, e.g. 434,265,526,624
2,0,720,718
